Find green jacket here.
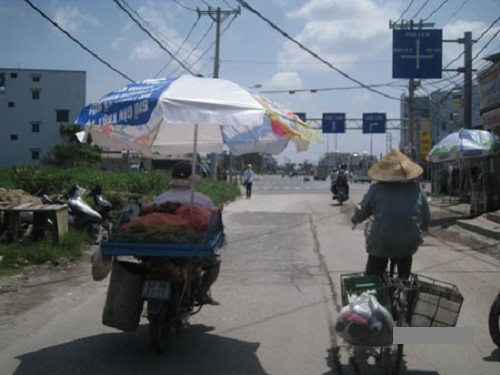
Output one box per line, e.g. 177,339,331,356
352,181,431,259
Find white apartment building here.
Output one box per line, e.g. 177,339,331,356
0,68,86,167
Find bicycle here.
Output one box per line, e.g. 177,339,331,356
338,262,420,375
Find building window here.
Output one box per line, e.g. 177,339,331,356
31,149,40,160
31,75,41,82
441,121,447,131
56,109,69,122
10,134,18,140
10,73,17,78
32,89,40,100
8,102,14,108
31,122,40,133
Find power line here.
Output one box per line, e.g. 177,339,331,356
113,0,197,75
236,0,399,101
171,0,197,12
22,0,134,82
167,21,215,77
442,0,469,27
154,13,201,78
192,10,239,75
260,81,405,94
410,0,430,20
394,0,415,24
422,0,450,22
473,27,500,61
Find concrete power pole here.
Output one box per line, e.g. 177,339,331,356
463,31,473,129
197,7,240,179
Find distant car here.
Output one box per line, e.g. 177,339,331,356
352,171,372,183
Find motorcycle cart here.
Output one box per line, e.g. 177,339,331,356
98,208,225,353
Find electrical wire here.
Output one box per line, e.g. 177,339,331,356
190,11,239,75
394,0,415,24
473,27,500,61
23,0,134,82
171,0,197,12
236,0,399,101
410,0,430,20
113,0,197,75
422,0,449,22
260,82,405,94
154,13,201,78
442,0,469,27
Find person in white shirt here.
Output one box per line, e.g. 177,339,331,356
242,164,255,199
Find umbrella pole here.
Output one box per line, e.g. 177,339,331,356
190,124,199,212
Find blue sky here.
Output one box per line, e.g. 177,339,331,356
1,0,499,163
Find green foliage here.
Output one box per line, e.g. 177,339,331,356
0,166,240,275
41,125,102,167
0,229,85,273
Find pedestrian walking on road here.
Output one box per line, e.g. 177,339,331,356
242,164,255,199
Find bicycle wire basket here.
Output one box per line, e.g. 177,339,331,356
409,274,464,327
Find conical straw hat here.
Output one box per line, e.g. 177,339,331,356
367,149,423,182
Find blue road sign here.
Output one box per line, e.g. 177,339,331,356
295,112,307,122
393,29,442,79
322,113,346,133
362,113,386,134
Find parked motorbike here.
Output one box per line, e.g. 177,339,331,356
489,291,500,347
88,184,112,232
43,185,102,244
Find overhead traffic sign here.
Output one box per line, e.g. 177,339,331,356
322,113,346,133
362,113,386,134
295,112,307,122
393,29,442,79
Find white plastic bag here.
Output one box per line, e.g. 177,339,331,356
335,292,394,346
91,247,112,281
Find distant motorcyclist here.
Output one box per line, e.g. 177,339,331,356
331,164,350,198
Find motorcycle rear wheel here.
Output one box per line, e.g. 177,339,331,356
488,293,500,348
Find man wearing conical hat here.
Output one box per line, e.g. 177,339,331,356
351,149,431,278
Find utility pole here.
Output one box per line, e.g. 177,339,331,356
197,6,241,78
463,31,473,129
443,31,475,129
197,6,240,180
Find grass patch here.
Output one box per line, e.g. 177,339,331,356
0,229,85,276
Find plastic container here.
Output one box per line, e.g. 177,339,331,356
341,273,389,307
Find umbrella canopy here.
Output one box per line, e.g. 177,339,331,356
426,128,500,163
76,75,320,157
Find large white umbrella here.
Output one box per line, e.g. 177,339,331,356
76,75,320,158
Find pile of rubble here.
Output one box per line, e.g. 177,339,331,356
0,189,42,205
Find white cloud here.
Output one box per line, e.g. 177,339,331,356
278,0,400,71
264,71,304,90
111,37,126,52
53,6,98,34
129,40,163,60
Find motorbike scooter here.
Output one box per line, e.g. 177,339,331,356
43,185,103,244
88,184,112,233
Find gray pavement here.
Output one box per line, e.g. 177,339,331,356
427,196,500,241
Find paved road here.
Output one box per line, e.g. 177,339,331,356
0,186,498,374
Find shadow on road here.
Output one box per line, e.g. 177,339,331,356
325,346,441,375
14,324,266,375
483,347,500,362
